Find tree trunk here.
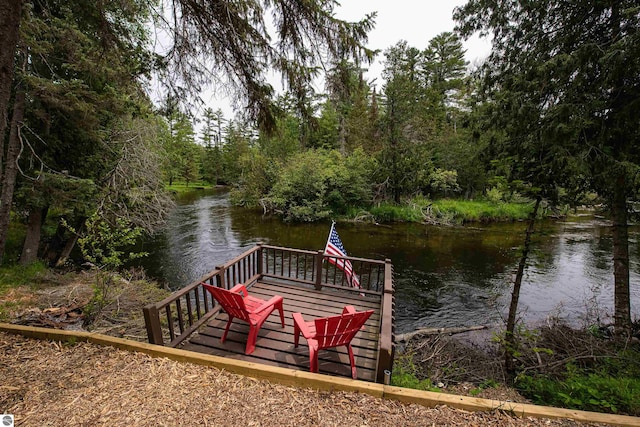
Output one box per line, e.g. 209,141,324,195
45,216,84,267
611,176,631,337
20,206,47,265
55,231,80,267
505,196,541,376
0,79,25,264
338,115,346,155
42,220,66,265
0,0,24,175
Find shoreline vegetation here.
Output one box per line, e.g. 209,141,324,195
363,198,535,225
167,182,541,225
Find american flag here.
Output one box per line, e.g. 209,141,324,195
324,223,360,289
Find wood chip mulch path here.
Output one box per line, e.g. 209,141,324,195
0,332,605,426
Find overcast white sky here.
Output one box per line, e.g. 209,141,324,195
197,1,491,124
335,1,491,82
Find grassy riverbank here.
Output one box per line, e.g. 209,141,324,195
169,183,539,224
165,181,217,195
361,197,535,224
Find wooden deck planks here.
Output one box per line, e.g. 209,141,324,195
181,281,381,382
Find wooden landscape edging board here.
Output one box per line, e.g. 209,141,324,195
0,323,382,397
2,323,639,427
382,386,640,427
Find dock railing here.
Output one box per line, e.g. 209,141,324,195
143,243,395,381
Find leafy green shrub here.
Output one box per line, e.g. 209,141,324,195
267,149,374,221
486,187,503,204
72,215,147,320
429,168,461,197
230,150,280,206
391,354,440,392
517,363,640,416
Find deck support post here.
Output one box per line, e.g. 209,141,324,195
215,266,226,289
376,258,395,383
143,304,164,345
314,250,324,290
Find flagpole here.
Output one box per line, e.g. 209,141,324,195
324,221,335,254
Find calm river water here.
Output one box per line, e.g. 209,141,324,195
136,189,640,334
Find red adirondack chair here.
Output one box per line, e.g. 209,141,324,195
202,283,285,355
293,305,374,379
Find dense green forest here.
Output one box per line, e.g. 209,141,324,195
0,0,638,352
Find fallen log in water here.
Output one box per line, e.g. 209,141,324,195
396,325,487,342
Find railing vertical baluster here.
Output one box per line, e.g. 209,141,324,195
287,250,292,277
232,264,237,287
271,247,275,274
274,249,278,275
257,244,264,276
302,254,307,280
314,250,323,290
166,305,175,341
175,298,185,333
202,282,209,310
186,291,194,325
254,249,258,276
332,257,338,286
280,249,284,276
325,256,330,283
194,286,202,319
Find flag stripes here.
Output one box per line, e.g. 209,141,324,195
324,223,361,289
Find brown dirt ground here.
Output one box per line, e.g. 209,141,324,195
0,331,609,427
0,271,623,425
2,269,169,340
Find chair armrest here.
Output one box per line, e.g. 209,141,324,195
292,312,314,339
229,284,248,298
249,295,282,314
342,305,356,315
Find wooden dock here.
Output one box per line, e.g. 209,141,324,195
143,244,395,383
181,280,381,381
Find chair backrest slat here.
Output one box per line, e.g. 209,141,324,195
314,310,373,350
204,284,250,322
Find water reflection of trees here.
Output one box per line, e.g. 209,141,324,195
137,193,640,330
